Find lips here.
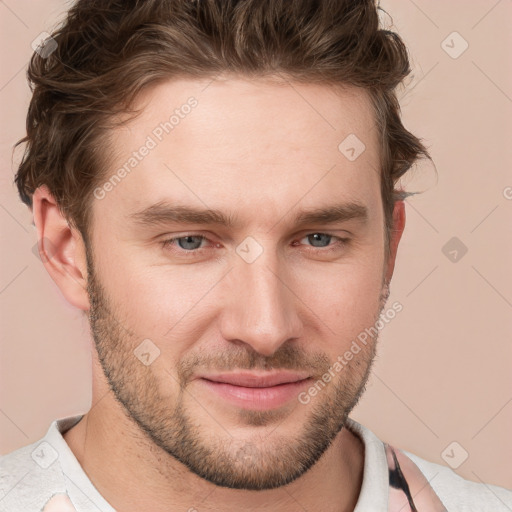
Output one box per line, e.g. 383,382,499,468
195,371,312,410
199,371,311,388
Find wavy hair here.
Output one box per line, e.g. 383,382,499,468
14,0,430,252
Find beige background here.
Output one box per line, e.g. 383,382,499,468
1,0,511,490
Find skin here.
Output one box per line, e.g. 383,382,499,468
32,75,405,512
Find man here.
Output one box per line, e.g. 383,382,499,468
1,0,511,510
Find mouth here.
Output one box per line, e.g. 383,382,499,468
195,371,312,410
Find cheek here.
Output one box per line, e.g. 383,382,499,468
91,219,384,349
294,256,384,345
103,255,226,351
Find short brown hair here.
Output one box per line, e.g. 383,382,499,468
14,0,430,252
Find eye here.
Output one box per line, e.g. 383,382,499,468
302,233,334,248
162,234,210,254
296,233,350,252
161,232,350,258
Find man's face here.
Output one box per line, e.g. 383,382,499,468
85,76,391,490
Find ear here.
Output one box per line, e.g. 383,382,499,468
32,185,90,311
384,200,406,285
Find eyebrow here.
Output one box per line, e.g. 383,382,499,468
128,200,369,229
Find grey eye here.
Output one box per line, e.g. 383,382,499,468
176,235,205,250
305,233,332,248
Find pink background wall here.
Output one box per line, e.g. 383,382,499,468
1,0,511,489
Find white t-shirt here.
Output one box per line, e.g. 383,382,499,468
1,415,511,511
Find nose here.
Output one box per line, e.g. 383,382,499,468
219,253,303,357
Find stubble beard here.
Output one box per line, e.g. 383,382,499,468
85,247,387,490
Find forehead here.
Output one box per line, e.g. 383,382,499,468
94,76,381,230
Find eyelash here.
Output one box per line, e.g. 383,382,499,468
161,233,350,257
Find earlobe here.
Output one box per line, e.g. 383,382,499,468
32,185,90,311
384,200,406,285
